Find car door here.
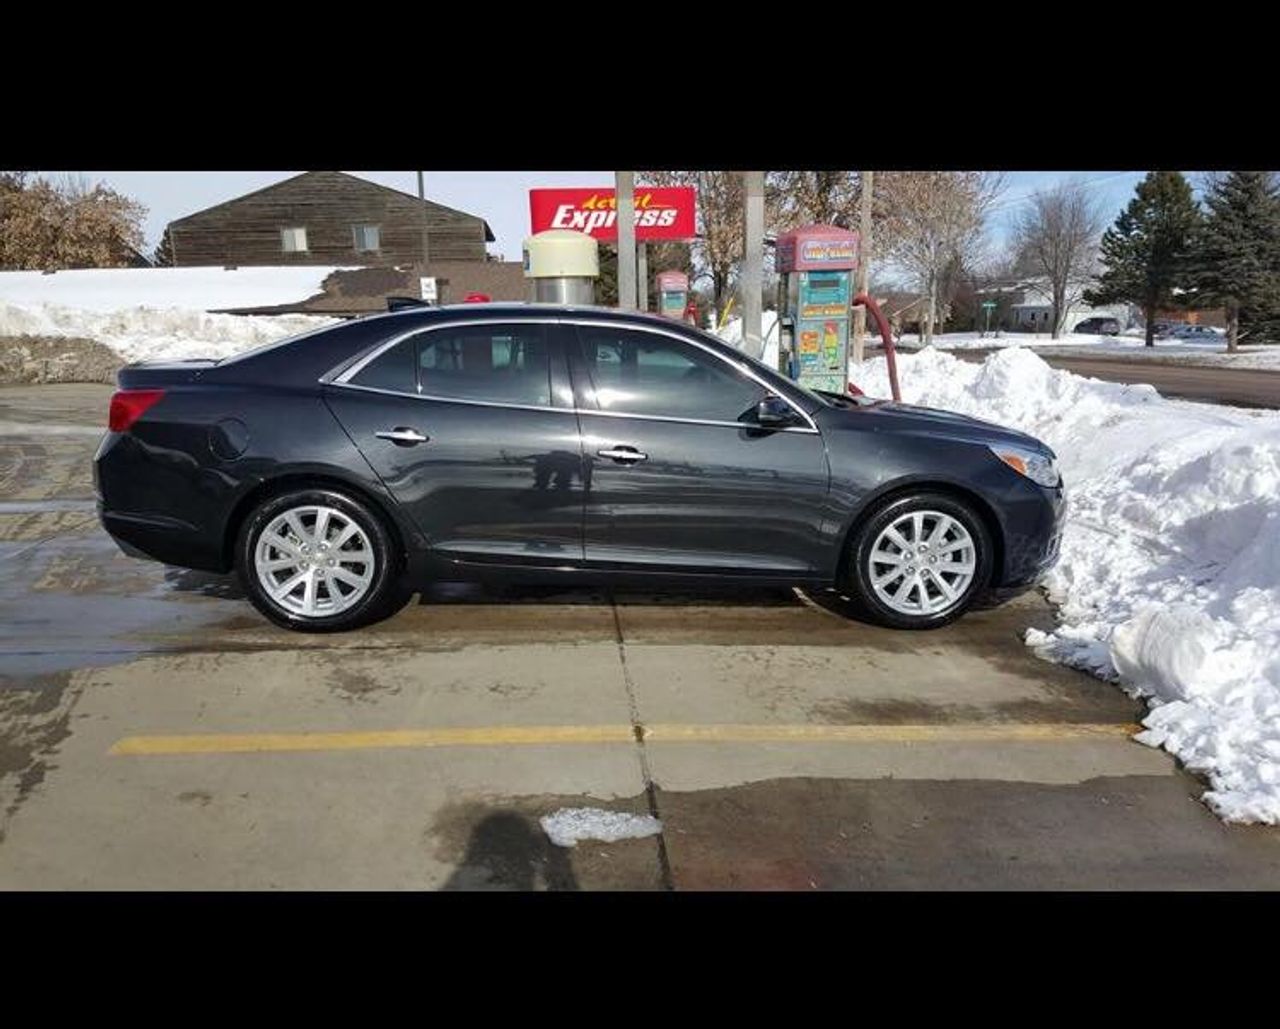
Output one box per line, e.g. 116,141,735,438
324,318,586,566
566,320,831,576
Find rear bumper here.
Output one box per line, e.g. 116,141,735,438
94,430,230,573
98,505,226,571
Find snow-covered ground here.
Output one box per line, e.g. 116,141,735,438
910,331,1280,369
0,266,354,312
848,347,1280,824
539,808,663,848
0,301,337,363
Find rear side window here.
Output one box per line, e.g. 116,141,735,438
349,336,416,392
347,322,553,407
416,324,551,407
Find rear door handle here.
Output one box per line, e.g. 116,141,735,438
375,427,429,446
597,446,647,464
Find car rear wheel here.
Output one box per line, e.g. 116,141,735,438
844,492,994,629
237,488,408,632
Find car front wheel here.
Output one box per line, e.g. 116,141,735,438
844,492,994,629
237,487,408,632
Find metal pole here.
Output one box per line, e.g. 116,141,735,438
742,171,765,359
616,172,637,309
852,169,873,363
637,242,649,311
417,170,430,270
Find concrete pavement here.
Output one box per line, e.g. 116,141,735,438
2,383,1279,890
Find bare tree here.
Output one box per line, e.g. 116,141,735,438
879,172,1003,345
769,171,861,228
0,172,146,270
1012,179,1106,338
642,171,779,322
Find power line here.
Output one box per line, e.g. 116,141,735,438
988,172,1141,215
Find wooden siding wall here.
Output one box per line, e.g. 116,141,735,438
168,171,488,267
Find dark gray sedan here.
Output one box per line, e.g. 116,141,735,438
94,304,1065,632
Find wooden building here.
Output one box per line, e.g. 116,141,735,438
165,171,495,268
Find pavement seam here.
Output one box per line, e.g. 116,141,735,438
607,589,675,892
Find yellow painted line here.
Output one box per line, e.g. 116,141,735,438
645,722,1141,743
109,721,1141,756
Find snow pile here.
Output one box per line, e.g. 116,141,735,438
0,301,337,363
854,346,1280,823
0,266,354,311
539,807,663,848
716,310,782,366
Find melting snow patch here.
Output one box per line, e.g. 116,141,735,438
539,807,663,848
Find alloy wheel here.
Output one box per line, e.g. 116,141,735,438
867,509,977,616
253,505,375,618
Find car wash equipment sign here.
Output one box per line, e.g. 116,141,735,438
776,224,860,394
529,187,697,242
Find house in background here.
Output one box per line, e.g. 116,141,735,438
162,171,525,309
976,278,1137,333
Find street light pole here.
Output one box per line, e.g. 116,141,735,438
852,169,873,364
743,171,765,360
417,170,430,270
616,172,637,309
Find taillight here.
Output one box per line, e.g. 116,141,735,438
108,389,166,433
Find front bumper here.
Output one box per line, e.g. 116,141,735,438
997,479,1067,587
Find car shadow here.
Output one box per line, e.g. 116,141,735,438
161,566,247,600
415,580,801,608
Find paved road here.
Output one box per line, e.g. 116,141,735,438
950,349,1280,408
2,384,1279,889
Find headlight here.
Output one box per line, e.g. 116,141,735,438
989,444,1060,488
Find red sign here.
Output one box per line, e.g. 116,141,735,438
529,186,697,242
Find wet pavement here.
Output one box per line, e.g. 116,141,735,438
2,383,1279,890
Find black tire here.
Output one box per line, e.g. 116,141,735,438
842,491,994,630
236,487,407,633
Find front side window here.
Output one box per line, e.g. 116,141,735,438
575,326,765,423
353,224,380,252
281,226,308,253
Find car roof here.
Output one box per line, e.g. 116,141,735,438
370,301,691,329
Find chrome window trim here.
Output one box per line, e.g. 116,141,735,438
326,382,819,434
575,407,818,434
322,314,820,434
327,380,573,417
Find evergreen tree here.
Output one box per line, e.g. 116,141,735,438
152,227,174,267
1084,171,1200,347
1192,171,1280,352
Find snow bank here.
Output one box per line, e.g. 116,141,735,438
853,346,1280,823
0,266,355,312
0,301,337,363
539,807,663,848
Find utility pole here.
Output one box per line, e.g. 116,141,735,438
743,171,765,359
616,172,637,309
852,169,873,363
417,170,430,270
637,242,649,311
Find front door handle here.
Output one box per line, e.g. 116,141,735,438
597,446,648,464
375,427,429,446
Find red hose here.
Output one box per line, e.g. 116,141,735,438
853,292,901,403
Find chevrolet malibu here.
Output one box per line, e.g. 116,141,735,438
94,305,1065,632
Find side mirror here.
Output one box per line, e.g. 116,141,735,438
755,394,794,427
